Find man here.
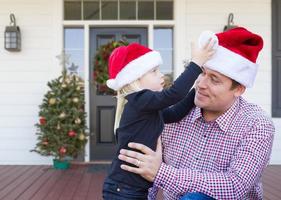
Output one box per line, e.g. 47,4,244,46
118,27,275,200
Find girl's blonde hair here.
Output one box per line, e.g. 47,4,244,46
114,80,141,133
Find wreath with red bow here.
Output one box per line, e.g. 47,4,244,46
93,40,128,94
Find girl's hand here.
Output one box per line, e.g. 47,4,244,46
191,38,216,67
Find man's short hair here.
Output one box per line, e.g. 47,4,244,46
230,79,241,90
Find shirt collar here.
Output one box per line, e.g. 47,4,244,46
191,97,240,132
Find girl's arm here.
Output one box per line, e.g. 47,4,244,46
161,88,195,124
129,62,201,112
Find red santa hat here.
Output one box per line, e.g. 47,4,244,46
198,27,263,88
106,43,162,90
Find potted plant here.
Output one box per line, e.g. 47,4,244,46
31,69,88,169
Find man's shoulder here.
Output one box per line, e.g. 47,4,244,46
238,97,274,126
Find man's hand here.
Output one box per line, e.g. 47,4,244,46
118,137,162,182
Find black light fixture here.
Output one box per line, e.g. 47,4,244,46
223,13,238,32
5,13,21,52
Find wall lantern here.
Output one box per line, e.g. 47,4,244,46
223,13,238,32
5,14,21,52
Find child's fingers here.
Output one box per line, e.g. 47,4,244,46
208,50,216,58
202,38,212,49
207,39,216,50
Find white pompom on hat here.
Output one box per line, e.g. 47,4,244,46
198,27,264,88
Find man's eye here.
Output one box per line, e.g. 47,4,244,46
211,77,219,83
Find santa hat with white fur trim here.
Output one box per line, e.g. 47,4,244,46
106,43,162,91
198,27,263,88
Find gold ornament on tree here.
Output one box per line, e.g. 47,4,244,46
75,118,81,124
79,133,85,141
72,97,79,103
56,124,61,130
59,112,66,119
49,98,56,105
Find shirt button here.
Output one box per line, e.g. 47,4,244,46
117,188,120,192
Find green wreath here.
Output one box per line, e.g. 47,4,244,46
93,40,128,94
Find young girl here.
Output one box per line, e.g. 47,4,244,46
103,42,215,200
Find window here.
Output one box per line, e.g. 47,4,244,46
64,0,173,20
120,0,136,20
84,0,100,20
154,28,173,75
64,28,85,79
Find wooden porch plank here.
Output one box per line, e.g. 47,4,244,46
58,165,88,200
0,166,41,199
43,166,75,200
15,166,55,200
0,166,31,192
0,165,26,185
0,166,14,177
71,168,93,200
262,176,281,194
30,168,64,200
2,166,46,200
86,172,105,200
263,186,281,200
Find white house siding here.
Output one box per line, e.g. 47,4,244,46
0,0,63,164
174,0,280,164
0,0,280,165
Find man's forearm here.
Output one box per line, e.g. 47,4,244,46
154,163,247,199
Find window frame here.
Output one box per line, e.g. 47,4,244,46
63,0,174,20
272,0,281,117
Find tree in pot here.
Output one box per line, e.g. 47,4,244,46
31,69,88,169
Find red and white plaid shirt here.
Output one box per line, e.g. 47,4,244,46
149,97,274,200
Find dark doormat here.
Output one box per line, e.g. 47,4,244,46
87,164,110,173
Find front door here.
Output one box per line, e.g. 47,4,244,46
89,28,147,160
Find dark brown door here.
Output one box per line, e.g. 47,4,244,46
89,28,147,160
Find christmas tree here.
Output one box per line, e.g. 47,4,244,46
31,69,88,161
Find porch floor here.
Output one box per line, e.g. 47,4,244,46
0,164,280,200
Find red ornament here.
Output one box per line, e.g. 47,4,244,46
68,130,77,137
59,147,67,155
42,140,48,145
39,117,46,125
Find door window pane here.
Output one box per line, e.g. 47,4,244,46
84,0,100,20
138,0,154,20
154,28,173,74
102,0,118,20
120,1,136,20
156,0,173,20
64,28,85,79
64,1,82,20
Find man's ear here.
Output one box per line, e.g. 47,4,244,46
234,84,246,97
